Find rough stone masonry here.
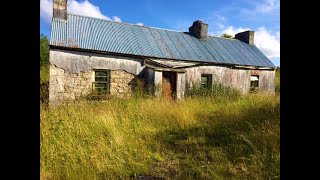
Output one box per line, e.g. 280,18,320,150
49,49,144,103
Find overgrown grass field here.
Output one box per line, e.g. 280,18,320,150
41,94,279,179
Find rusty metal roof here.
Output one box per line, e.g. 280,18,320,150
50,14,275,68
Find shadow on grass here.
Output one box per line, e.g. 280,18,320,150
40,81,49,105
154,102,280,179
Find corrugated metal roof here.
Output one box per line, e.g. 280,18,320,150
50,14,275,68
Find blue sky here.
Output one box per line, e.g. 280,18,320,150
40,0,280,66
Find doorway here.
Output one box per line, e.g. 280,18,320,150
162,71,177,99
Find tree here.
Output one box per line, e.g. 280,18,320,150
221,33,233,38
40,34,49,67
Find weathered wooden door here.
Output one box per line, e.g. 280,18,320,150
162,71,177,99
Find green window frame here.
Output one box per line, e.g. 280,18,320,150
93,70,110,94
201,74,212,89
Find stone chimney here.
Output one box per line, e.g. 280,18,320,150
53,0,67,20
235,30,255,44
189,20,208,40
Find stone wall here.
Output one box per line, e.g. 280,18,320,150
110,70,135,98
49,49,144,75
49,66,136,103
186,66,275,94
49,49,143,103
49,65,92,103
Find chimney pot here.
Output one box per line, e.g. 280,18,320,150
188,20,208,40
235,30,255,44
53,0,67,20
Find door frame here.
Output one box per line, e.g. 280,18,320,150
162,71,177,99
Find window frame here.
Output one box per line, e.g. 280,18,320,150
200,74,213,89
93,70,111,94
250,75,259,91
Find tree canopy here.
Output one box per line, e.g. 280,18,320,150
40,34,49,66
221,33,233,38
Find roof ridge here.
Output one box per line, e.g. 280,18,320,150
207,35,238,40
66,14,241,40
67,13,182,33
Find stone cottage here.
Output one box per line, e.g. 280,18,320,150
49,0,276,103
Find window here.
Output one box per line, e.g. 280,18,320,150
201,74,212,88
250,75,259,91
93,70,110,94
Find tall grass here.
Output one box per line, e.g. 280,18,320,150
275,68,280,94
40,93,279,179
40,64,49,83
40,65,49,104
186,82,241,101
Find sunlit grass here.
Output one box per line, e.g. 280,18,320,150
40,65,49,83
40,93,279,179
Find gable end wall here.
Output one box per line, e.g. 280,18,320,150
49,49,144,103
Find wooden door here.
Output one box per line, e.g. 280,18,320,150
162,71,177,99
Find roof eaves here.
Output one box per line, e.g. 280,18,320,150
51,44,275,69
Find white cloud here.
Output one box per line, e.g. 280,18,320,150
206,14,227,30
255,27,280,58
136,23,144,26
219,26,250,36
112,16,122,22
217,23,225,29
241,0,280,14
68,0,108,20
40,0,53,23
215,15,226,29
255,0,280,13
40,0,121,24
276,31,280,40
216,14,226,22
217,26,280,59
